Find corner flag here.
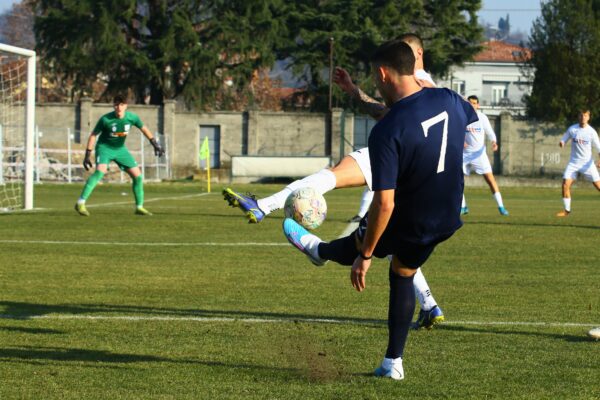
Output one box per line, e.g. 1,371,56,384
199,136,210,160
199,136,211,193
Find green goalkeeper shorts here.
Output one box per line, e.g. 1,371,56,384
95,144,138,171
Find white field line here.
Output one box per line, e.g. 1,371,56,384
86,192,212,208
0,313,596,328
0,239,287,247
338,221,359,238
0,192,213,214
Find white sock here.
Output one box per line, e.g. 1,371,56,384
413,268,437,311
493,192,504,208
382,356,402,369
563,197,571,212
77,198,85,205
381,356,404,379
257,169,336,214
461,195,467,208
356,188,374,218
299,232,324,263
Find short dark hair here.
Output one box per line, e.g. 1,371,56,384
370,40,415,76
467,95,479,103
396,33,423,50
113,95,127,105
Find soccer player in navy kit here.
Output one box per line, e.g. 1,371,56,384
284,40,478,380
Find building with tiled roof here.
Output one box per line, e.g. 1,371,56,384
436,40,532,116
473,40,531,63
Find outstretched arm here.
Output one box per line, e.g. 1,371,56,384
334,67,389,121
559,130,571,147
82,132,98,171
350,189,394,292
140,126,165,157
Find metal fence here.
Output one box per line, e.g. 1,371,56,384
1,124,171,184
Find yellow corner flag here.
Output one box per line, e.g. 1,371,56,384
199,136,210,160
199,136,211,193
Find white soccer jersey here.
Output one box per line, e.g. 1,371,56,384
464,111,496,154
561,123,600,163
415,69,435,87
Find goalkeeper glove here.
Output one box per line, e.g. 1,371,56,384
150,137,165,157
83,149,93,171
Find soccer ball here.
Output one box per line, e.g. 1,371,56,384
284,187,327,230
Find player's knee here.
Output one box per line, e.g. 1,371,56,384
391,257,417,277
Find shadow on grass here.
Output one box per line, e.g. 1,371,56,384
0,345,302,376
0,346,166,363
0,301,385,327
0,326,64,335
438,324,591,342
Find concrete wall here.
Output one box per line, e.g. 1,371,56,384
33,101,353,179
497,113,565,177
31,100,576,181
169,110,245,176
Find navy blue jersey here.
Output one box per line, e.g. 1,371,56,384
368,87,478,245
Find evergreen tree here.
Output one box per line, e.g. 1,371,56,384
279,0,483,110
34,0,287,107
0,0,35,49
33,0,483,110
525,0,600,123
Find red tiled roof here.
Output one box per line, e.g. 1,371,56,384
473,40,531,63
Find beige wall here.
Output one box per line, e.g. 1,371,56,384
32,100,578,180
494,113,566,177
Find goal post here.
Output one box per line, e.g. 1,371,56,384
0,43,36,210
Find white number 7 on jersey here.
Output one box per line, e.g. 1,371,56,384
421,111,449,173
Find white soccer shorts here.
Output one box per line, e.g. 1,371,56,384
463,151,493,176
348,147,373,190
563,160,600,182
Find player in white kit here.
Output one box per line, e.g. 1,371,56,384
223,34,445,329
348,188,375,222
461,95,509,216
556,109,600,217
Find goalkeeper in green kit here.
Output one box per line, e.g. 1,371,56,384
74,95,164,216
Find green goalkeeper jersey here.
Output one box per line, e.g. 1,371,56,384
93,111,144,148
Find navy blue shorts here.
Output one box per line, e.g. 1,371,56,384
356,215,452,268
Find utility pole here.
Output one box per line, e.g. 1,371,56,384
326,37,334,157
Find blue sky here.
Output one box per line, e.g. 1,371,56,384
0,0,15,14
0,0,542,34
479,0,542,33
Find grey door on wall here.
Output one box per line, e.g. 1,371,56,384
199,125,220,168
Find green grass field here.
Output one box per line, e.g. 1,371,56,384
0,183,598,399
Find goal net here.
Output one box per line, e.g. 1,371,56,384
0,43,35,211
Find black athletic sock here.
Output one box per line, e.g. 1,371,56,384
385,265,416,359
317,235,358,266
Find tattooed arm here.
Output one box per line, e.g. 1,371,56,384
333,67,389,121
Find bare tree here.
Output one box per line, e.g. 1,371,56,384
0,0,35,49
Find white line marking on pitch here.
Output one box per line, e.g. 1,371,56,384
0,192,212,213
0,314,596,328
339,221,359,238
0,240,287,247
86,192,212,208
